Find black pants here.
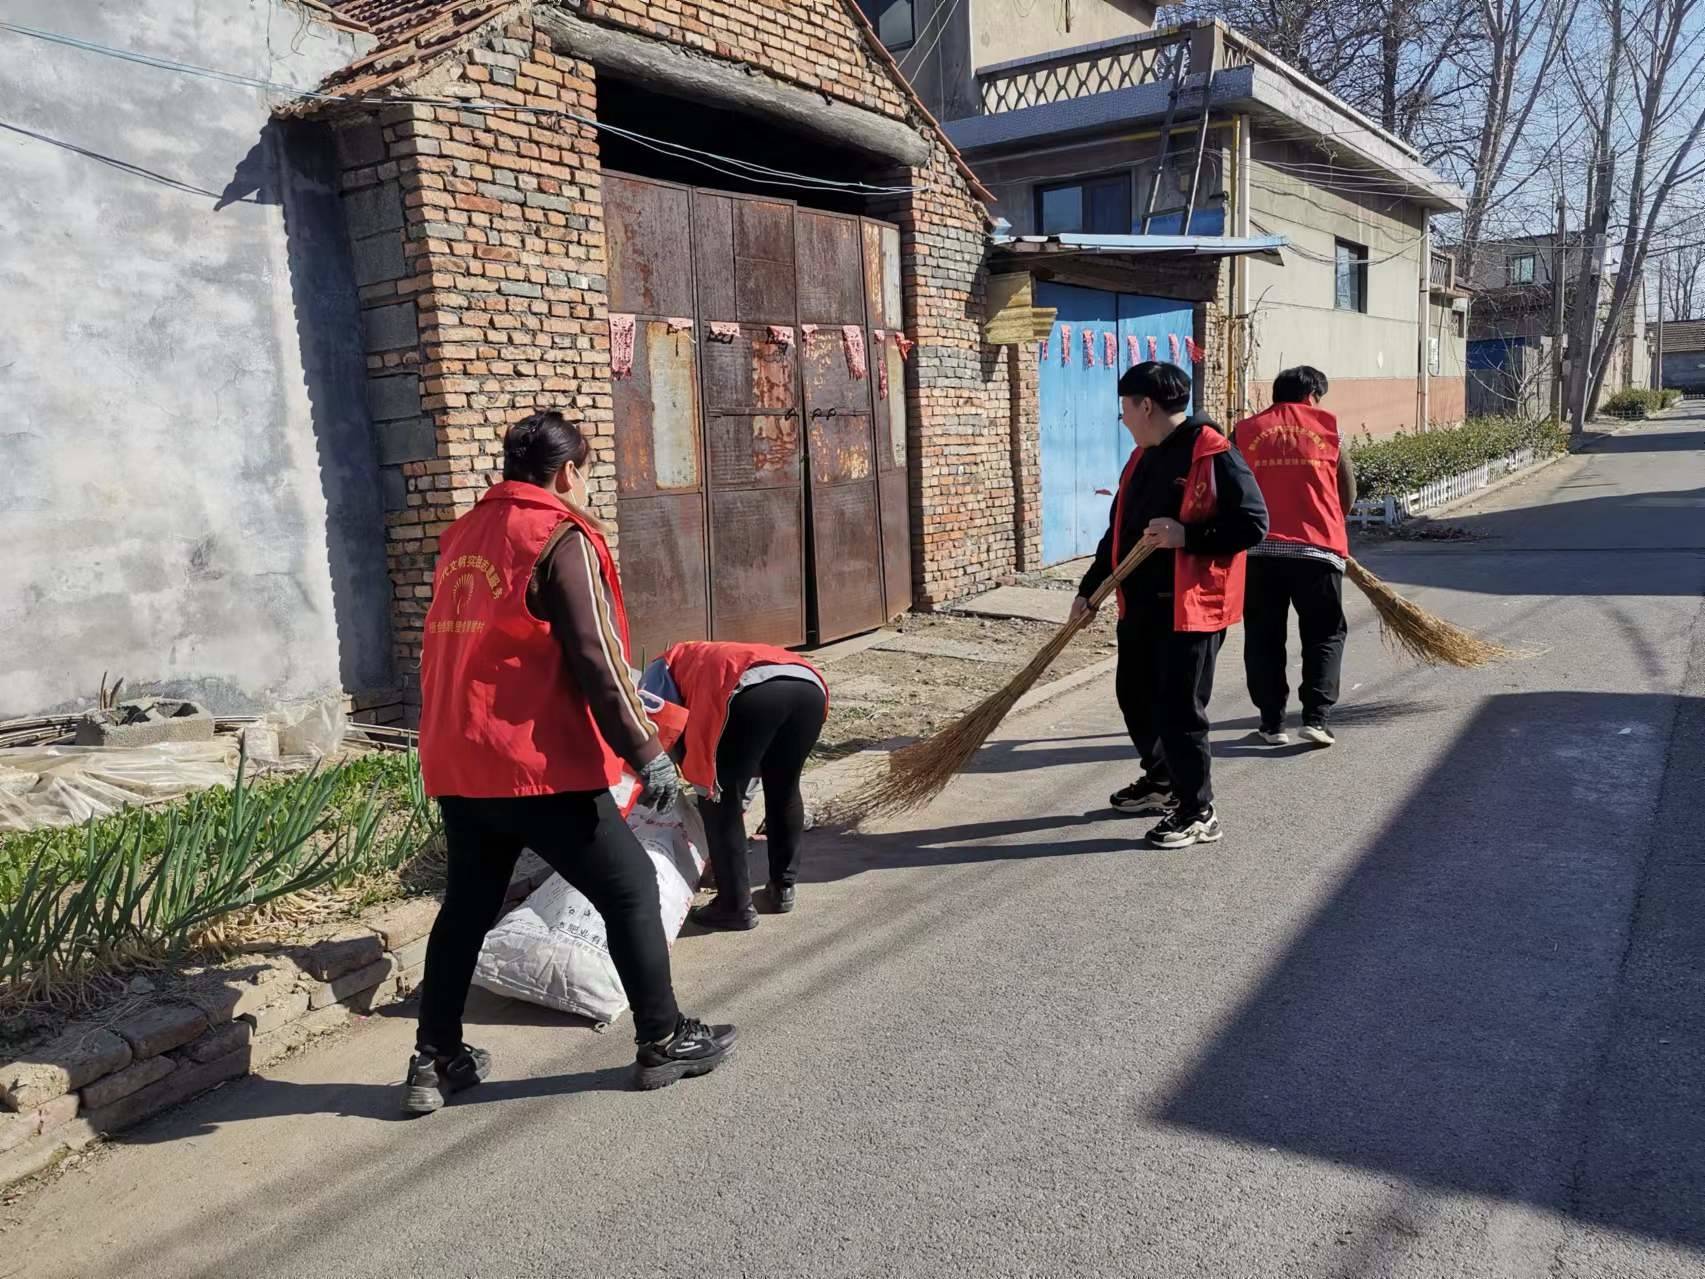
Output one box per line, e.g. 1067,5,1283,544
700,678,827,907
419,790,681,1048
1243,556,1347,727
1115,596,1225,815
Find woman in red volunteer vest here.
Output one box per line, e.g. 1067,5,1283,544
640,643,828,930
1231,366,1357,749
1071,362,1268,849
409,411,733,1113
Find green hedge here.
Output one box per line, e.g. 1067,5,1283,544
1346,416,1568,499
1600,388,1673,418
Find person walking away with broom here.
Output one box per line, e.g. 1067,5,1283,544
410,411,735,1114
640,642,829,929
1232,366,1356,748
1071,362,1268,849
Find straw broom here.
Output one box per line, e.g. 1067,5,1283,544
1344,557,1517,668
833,540,1158,823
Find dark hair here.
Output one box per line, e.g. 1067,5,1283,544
503,411,589,485
1272,366,1329,404
1117,361,1192,414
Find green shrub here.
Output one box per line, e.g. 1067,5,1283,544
0,749,439,1005
1600,388,1668,418
1661,388,1684,408
1346,416,1568,499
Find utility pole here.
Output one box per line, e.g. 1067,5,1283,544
1551,196,1566,423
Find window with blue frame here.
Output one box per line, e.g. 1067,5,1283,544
1036,174,1133,236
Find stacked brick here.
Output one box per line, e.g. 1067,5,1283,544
0,864,549,1190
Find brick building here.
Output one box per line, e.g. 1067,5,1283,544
279,0,1053,699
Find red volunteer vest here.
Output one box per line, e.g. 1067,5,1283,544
419,481,630,799
1112,426,1247,632
1232,402,1349,557
664,642,829,793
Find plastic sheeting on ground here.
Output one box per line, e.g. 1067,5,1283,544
470,798,708,1027
0,740,241,833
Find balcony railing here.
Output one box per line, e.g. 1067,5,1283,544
1430,250,1455,290
979,29,1191,114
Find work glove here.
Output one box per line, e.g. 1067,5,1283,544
636,752,681,815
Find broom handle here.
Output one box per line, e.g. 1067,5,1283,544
1060,541,1158,643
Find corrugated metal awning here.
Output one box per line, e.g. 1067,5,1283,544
992,232,1287,263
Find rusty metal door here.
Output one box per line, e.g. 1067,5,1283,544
862,218,913,617
694,191,807,645
603,174,709,664
796,208,887,643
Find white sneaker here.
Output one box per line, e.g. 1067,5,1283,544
1256,723,1290,746
1147,806,1224,848
1299,723,1336,748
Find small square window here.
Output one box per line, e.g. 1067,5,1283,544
1035,174,1132,236
859,0,915,49
1508,254,1537,285
1335,239,1368,313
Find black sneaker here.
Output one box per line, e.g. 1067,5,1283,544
689,897,758,931
633,1016,737,1091
1256,722,1291,746
1111,776,1175,815
401,1043,491,1115
1298,721,1335,748
765,882,796,914
1147,806,1224,849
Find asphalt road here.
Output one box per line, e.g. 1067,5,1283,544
10,416,1705,1279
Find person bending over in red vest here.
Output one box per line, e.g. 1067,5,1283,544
1232,366,1357,748
640,643,829,930
409,411,734,1114
1071,362,1269,849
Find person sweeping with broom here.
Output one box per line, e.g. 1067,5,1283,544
1232,366,1356,748
1071,362,1268,849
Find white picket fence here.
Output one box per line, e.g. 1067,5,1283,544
1349,446,1540,528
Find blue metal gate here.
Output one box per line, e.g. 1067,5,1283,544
1036,283,1197,564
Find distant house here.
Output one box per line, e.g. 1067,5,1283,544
1658,319,1705,394
859,4,1470,453
1464,235,1651,418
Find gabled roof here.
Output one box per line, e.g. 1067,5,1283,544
290,1,993,205
1663,320,1705,354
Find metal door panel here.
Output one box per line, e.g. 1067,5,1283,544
808,412,875,486
702,327,795,412
796,211,864,324
604,175,694,318
734,200,796,324
616,494,710,664
812,482,886,643
692,192,737,320
707,412,801,490
862,218,913,617
615,321,702,495
709,487,806,644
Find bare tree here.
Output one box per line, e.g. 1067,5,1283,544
1450,0,1575,282
1563,0,1705,428
1658,241,1705,318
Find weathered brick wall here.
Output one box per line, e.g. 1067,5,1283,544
330,3,1014,671
1009,343,1041,571
578,0,912,118
335,17,616,674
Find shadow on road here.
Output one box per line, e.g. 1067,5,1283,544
1152,689,1705,1251
1586,427,1705,454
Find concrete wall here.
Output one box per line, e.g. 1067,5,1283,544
1242,134,1429,436
0,2,395,718
971,0,1157,68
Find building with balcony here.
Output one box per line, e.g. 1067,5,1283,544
1462,235,1651,418
861,3,1469,453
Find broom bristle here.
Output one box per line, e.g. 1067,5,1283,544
1345,558,1517,668
830,622,1081,823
